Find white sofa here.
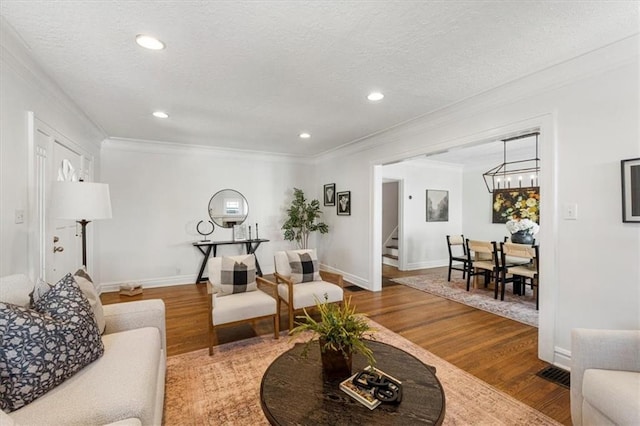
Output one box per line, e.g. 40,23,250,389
571,328,640,426
1,275,166,426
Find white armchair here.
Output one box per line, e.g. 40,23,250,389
207,254,279,355
273,249,344,330
571,328,640,425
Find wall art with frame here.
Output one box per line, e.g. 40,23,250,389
492,187,540,224
426,189,449,222
621,158,640,223
324,183,336,206
337,191,351,216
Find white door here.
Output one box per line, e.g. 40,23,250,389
29,113,93,282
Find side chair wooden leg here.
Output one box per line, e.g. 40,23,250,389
288,306,294,331
273,314,279,339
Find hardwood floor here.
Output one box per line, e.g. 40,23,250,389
101,265,570,425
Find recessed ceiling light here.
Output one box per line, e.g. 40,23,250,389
299,133,311,139
136,34,165,50
367,92,384,101
152,111,169,119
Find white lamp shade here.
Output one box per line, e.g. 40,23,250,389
51,182,112,220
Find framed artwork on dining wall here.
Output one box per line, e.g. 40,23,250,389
324,183,336,206
621,158,640,223
426,189,449,222
337,191,351,216
492,187,540,224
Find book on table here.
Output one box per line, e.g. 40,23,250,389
339,366,403,410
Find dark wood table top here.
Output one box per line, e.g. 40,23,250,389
260,340,446,425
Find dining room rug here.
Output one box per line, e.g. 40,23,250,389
164,319,559,425
391,269,538,327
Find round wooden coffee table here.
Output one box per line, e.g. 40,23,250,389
260,340,446,425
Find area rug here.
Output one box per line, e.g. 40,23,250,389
164,320,559,425
392,269,538,327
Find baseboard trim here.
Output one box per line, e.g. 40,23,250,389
99,274,196,294
553,346,572,371
320,264,371,291
405,259,449,271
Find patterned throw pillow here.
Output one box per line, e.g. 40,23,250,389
215,256,257,296
286,250,321,284
0,273,104,413
73,268,106,334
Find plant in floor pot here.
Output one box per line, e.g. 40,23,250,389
282,188,328,249
290,295,375,380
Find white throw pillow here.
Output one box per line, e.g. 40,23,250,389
0,274,34,307
286,250,321,284
73,268,106,334
214,255,258,296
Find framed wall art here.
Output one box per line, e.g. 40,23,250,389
324,183,336,206
337,191,351,216
426,189,449,222
492,187,540,224
621,158,640,223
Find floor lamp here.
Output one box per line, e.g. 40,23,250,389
51,181,112,268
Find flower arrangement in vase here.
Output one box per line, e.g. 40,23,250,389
506,217,539,244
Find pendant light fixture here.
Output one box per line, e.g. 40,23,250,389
482,132,540,193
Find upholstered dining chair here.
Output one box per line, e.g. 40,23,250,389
207,254,279,355
273,248,344,331
446,234,469,281
465,240,502,298
500,242,539,309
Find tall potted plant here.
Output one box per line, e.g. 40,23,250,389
282,188,328,249
290,295,375,380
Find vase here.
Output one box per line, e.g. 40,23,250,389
319,338,352,380
511,230,534,245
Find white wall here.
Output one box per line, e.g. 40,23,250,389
316,36,639,365
0,20,105,278
98,139,314,289
382,161,463,270
462,166,512,241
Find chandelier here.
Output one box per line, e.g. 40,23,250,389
483,132,540,193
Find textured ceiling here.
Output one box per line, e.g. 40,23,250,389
1,1,638,156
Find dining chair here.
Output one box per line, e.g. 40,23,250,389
500,242,539,309
446,235,469,281
465,239,503,299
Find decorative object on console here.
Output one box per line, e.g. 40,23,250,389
337,191,351,216
282,188,328,249
255,223,259,239
197,220,215,241
208,189,249,228
233,224,247,241
426,189,448,222
493,187,540,223
621,157,640,222
289,295,375,380
483,132,541,193
0,273,104,412
50,181,112,267
324,183,336,206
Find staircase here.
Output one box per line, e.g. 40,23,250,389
382,236,399,267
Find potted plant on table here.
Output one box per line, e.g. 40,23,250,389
282,188,328,249
290,295,375,380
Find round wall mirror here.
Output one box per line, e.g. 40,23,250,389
208,189,249,228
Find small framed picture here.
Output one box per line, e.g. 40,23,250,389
621,158,640,223
337,191,351,216
233,224,247,241
324,183,336,206
426,189,449,222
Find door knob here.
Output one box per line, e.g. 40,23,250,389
53,236,59,243
53,246,64,253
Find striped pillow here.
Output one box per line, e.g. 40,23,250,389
287,250,321,284
215,255,257,296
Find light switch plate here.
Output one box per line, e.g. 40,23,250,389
15,209,24,224
563,203,578,220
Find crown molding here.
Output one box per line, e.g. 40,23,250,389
103,137,314,165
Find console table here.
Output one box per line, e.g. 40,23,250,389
192,239,269,283
260,340,446,425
